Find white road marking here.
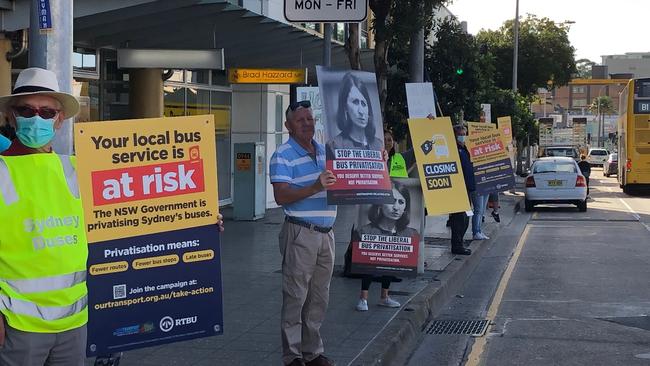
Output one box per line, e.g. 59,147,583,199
465,225,531,366
619,197,650,233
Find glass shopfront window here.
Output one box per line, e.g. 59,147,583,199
164,86,185,117
163,74,233,203
186,88,210,116
211,91,232,203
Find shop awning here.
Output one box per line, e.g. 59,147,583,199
74,0,372,79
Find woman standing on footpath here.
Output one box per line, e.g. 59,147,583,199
353,181,418,311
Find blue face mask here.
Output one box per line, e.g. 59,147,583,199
456,135,466,144
0,134,11,153
15,115,56,148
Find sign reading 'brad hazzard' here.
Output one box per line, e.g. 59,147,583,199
228,68,307,84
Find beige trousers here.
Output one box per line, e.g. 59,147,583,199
279,221,335,364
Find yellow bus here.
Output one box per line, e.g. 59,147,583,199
617,78,650,194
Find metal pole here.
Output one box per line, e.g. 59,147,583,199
323,23,332,67
409,27,424,83
29,0,74,155
512,0,519,92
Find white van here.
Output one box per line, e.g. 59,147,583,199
587,148,609,166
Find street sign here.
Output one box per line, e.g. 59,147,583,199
228,68,307,84
284,0,368,22
38,0,53,32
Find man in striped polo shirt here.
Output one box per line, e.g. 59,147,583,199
270,100,337,366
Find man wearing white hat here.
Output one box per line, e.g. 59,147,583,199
0,67,87,365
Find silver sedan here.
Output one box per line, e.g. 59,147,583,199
524,157,588,212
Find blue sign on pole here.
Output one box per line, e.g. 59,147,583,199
38,0,53,31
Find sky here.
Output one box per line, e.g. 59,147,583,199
447,0,649,63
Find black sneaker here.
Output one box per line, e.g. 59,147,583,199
491,211,500,223
451,248,472,255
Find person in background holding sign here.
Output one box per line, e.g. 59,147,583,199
449,124,475,255
0,67,88,366
325,73,382,155
384,129,416,177
270,100,337,366
353,181,414,311
471,191,490,240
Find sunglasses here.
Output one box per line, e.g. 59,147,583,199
12,105,61,119
286,100,311,112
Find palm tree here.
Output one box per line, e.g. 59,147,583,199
589,96,616,147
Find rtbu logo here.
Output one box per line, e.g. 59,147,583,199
159,316,174,332
159,315,198,333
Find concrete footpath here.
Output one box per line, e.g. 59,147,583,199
86,192,523,366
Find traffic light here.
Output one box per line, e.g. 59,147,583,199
456,67,464,75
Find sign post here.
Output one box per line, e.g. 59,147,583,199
284,0,368,69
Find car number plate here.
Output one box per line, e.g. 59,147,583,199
547,179,563,187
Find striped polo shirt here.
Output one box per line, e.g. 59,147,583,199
270,137,337,228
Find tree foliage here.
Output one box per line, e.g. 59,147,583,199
425,18,483,124
575,58,596,79
369,0,445,118
589,95,616,115
476,15,576,96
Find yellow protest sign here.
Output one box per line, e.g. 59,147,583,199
408,117,471,215
75,116,225,355
74,115,219,243
465,130,515,194
467,121,497,136
497,116,513,146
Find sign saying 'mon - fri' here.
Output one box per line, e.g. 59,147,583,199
284,0,368,22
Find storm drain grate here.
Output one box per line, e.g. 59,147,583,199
423,319,489,336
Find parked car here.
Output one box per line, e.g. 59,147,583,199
524,157,588,212
587,148,609,166
603,153,618,177
540,146,581,162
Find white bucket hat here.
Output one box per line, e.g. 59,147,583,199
0,67,80,118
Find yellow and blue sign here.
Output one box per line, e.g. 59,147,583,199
408,117,471,215
466,130,515,194
74,115,222,356
497,116,513,146
467,121,497,136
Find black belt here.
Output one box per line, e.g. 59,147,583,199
285,216,332,233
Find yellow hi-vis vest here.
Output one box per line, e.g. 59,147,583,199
0,154,88,333
389,153,408,177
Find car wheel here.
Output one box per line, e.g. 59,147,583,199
524,199,534,212
577,200,587,212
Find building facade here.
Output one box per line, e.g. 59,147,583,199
603,52,650,78
531,78,629,147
